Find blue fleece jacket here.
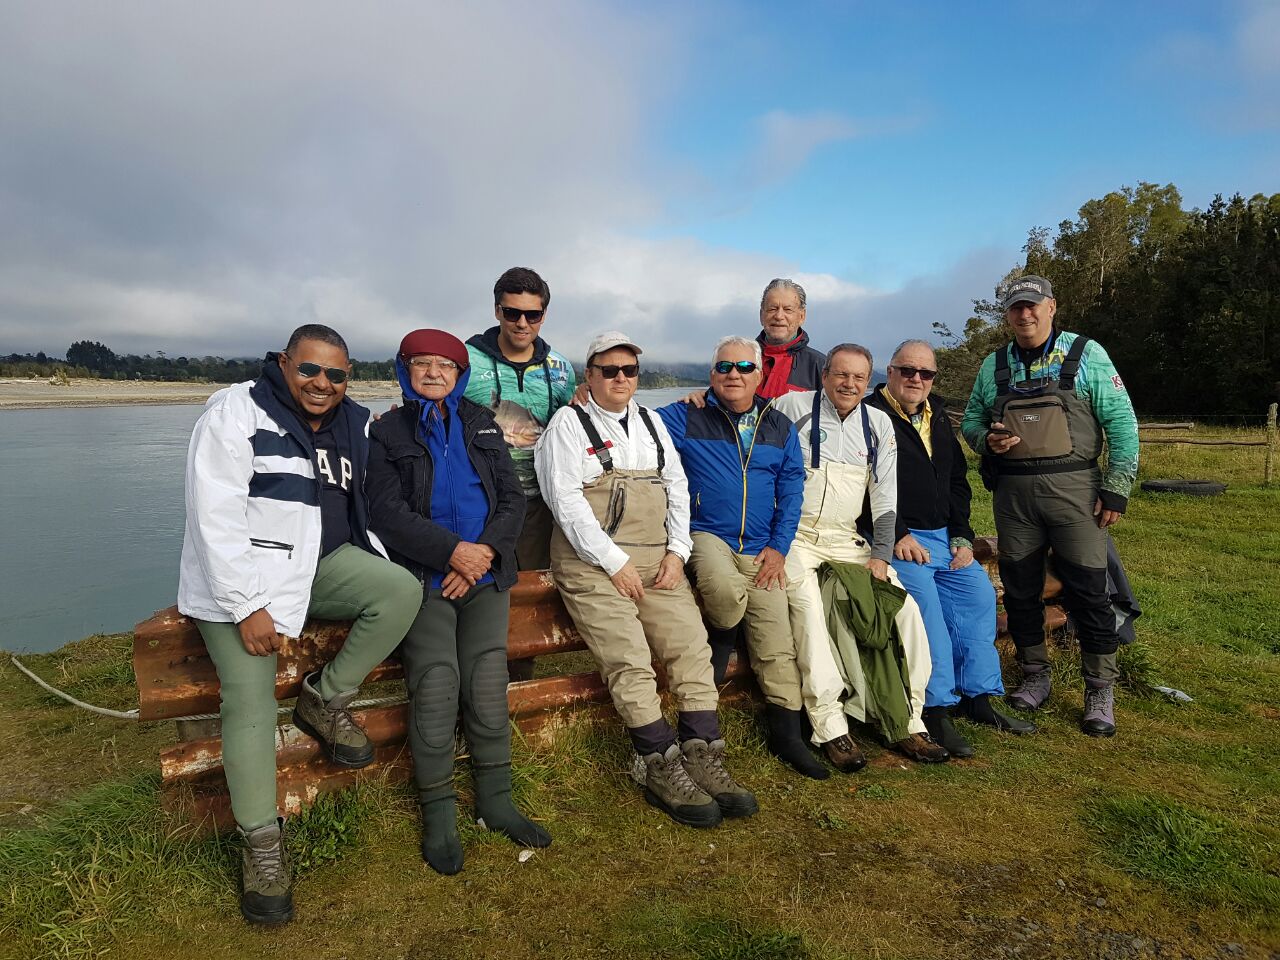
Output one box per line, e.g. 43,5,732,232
657,392,805,556
396,358,492,589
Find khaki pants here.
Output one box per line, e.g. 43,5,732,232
785,535,932,743
553,542,716,728
689,532,803,710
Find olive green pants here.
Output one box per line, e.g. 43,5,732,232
195,544,422,830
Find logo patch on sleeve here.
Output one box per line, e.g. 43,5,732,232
1111,374,1125,391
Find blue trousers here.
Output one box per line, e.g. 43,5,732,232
890,527,1002,707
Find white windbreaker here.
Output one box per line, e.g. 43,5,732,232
176,381,383,636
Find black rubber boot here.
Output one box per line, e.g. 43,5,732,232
922,706,974,759
419,780,463,875
473,761,551,849
959,693,1037,735
706,624,739,687
764,704,830,779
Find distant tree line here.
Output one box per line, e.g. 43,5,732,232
0,343,394,382
935,183,1280,417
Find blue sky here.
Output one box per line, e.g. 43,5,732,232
0,1,1276,366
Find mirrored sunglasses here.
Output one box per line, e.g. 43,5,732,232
500,306,545,324
713,360,758,375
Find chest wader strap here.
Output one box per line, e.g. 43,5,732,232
994,334,1091,395
571,405,665,474
809,391,878,482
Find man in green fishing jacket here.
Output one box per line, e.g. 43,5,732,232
961,275,1138,738
464,267,576,680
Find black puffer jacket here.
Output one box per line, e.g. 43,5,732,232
366,399,524,590
865,385,976,545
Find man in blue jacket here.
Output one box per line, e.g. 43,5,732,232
657,336,824,779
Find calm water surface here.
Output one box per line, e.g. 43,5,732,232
0,387,694,652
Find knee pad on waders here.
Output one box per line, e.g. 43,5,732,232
465,649,513,760
413,664,460,750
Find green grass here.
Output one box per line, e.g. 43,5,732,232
1083,792,1280,916
0,427,1277,959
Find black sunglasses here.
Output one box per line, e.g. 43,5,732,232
713,360,758,375
590,363,640,379
891,364,937,382
500,306,545,324
286,354,349,384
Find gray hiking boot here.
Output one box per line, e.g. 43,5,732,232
642,743,722,828
1007,664,1052,712
237,818,293,926
681,738,759,818
1082,679,1117,738
291,671,374,768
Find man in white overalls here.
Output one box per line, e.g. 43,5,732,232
773,344,948,769
535,332,758,829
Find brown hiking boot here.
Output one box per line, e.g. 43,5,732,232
237,818,293,926
892,732,950,763
291,671,374,768
642,744,722,828
680,739,759,818
820,734,867,773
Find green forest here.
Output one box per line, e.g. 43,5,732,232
935,184,1280,418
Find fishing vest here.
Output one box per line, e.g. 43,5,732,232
992,335,1101,476
549,405,671,566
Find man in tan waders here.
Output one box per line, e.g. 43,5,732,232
534,332,758,829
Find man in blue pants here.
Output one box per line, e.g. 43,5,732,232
865,340,1034,757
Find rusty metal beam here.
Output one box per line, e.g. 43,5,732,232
162,659,757,833
135,572,583,721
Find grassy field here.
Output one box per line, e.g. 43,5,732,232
1,429,1277,960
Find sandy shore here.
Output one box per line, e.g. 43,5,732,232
0,378,400,410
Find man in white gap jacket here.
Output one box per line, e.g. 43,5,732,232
772,344,948,771
178,324,420,926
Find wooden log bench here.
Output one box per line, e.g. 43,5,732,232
133,540,1066,830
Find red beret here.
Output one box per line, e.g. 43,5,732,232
398,329,469,370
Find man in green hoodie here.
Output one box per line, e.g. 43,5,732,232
465,267,576,680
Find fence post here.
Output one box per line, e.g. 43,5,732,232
1266,403,1277,486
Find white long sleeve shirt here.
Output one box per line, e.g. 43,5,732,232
772,390,899,562
534,396,692,576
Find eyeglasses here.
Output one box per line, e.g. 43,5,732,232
713,360,759,375
405,356,460,372
500,306,545,324
890,365,937,382
590,363,639,379
286,354,349,384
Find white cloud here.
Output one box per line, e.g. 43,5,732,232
747,110,861,187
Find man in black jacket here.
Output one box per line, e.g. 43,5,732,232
867,340,1034,758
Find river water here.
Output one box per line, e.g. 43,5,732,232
0,387,694,652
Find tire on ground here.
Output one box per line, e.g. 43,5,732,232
1139,479,1227,496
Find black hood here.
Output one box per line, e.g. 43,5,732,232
466,326,552,371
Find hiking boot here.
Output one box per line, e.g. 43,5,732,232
959,693,1037,735
892,732,950,763
292,671,374,768
922,706,974,759
681,739,759,818
1007,664,1052,712
642,743,722,828
820,734,867,773
237,818,293,926
764,704,829,780
1082,680,1117,738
